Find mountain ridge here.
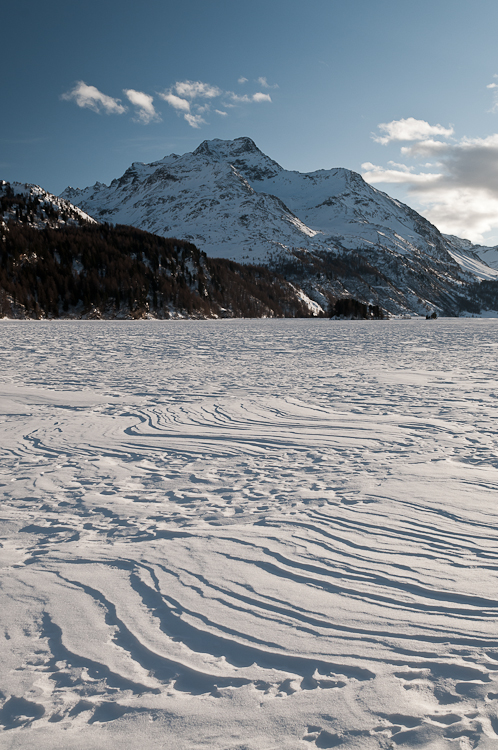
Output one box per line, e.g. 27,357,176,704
60,137,489,266
60,137,498,315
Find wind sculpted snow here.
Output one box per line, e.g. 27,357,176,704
1,318,498,749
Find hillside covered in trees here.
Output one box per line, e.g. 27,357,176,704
0,221,319,319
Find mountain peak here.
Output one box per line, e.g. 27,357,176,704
191,137,283,183
193,136,260,159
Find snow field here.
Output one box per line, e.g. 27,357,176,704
1,318,498,749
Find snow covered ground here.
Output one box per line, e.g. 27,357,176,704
1,318,498,750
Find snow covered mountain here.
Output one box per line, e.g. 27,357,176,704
61,138,498,315
60,138,446,262
1,180,96,229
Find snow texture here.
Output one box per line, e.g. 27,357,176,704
1,318,498,749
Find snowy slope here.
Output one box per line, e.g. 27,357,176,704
187,139,453,262
444,233,498,276
1,180,97,228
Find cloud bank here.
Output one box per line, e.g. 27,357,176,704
364,117,498,242
373,117,454,145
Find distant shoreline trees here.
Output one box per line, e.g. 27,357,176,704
329,298,385,319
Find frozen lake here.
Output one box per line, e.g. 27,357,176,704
1,318,498,749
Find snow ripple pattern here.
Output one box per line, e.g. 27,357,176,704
1,319,498,749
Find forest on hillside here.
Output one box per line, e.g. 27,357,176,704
0,221,317,319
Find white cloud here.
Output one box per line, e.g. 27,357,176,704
174,80,221,99
487,76,498,112
400,139,450,157
228,91,272,104
361,163,441,185
228,93,252,104
159,79,274,129
61,81,126,115
159,92,190,112
238,77,248,84
257,77,278,89
184,113,207,129
363,128,498,241
252,92,272,103
387,161,415,172
418,187,498,240
373,117,454,145
124,89,160,124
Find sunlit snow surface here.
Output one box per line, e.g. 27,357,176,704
1,319,498,750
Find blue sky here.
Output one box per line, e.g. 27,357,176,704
4,0,498,243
